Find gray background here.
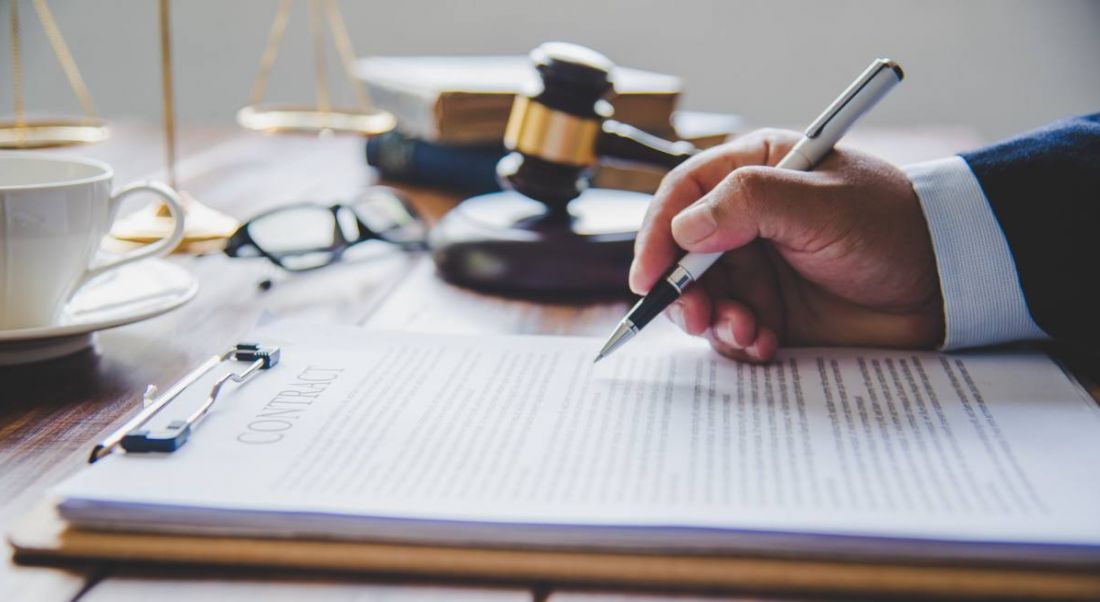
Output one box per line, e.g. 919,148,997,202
2,0,1098,141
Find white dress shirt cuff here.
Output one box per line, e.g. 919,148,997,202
905,156,1049,350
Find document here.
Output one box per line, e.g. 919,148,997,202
54,323,1100,563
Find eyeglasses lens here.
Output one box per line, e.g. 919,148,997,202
350,188,426,245
247,206,339,271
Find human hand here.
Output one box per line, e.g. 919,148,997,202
629,129,945,362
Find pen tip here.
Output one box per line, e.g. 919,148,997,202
593,353,604,364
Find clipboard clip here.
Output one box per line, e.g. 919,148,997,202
89,343,281,463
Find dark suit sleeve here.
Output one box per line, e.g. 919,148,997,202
961,112,1100,346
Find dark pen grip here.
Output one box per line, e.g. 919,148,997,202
628,280,681,330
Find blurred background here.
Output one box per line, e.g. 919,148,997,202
1,0,1098,141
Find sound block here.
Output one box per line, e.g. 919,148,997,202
429,188,650,297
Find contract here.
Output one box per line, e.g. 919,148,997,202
54,322,1100,563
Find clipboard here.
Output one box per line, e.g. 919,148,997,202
10,502,1100,600
11,338,1100,599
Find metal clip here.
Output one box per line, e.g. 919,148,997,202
89,343,281,463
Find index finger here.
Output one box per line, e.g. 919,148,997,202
628,129,800,294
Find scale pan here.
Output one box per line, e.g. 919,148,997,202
0,118,110,149
237,104,395,136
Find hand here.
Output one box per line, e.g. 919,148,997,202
629,129,945,362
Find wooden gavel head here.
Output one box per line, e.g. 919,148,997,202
498,42,697,214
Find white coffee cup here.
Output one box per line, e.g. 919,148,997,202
0,154,185,330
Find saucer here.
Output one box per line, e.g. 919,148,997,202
0,259,198,365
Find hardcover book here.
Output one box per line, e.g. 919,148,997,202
356,55,682,144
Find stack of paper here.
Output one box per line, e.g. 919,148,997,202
53,324,1100,565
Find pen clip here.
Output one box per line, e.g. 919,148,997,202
804,58,903,139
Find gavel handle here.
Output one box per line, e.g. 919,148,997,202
595,120,699,170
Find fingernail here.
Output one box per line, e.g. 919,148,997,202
671,203,717,244
627,262,642,294
666,304,685,329
716,321,742,349
746,341,762,359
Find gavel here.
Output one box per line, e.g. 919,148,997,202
430,42,701,296
497,42,699,214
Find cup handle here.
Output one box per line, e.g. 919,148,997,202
78,181,186,288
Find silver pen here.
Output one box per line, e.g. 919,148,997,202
595,58,904,362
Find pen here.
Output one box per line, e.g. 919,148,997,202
594,58,904,363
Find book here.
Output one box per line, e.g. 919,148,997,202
365,131,503,194
365,111,744,195
356,55,682,144
50,321,1100,567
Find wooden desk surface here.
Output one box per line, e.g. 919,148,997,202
0,124,988,601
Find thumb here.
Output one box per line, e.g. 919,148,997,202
670,166,825,254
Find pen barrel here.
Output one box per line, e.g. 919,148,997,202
800,59,903,162
775,143,815,171
678,251,723,280
628,279,681,329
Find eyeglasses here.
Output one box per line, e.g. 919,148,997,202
224,187,427,272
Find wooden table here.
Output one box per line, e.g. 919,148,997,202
0,123,989,601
